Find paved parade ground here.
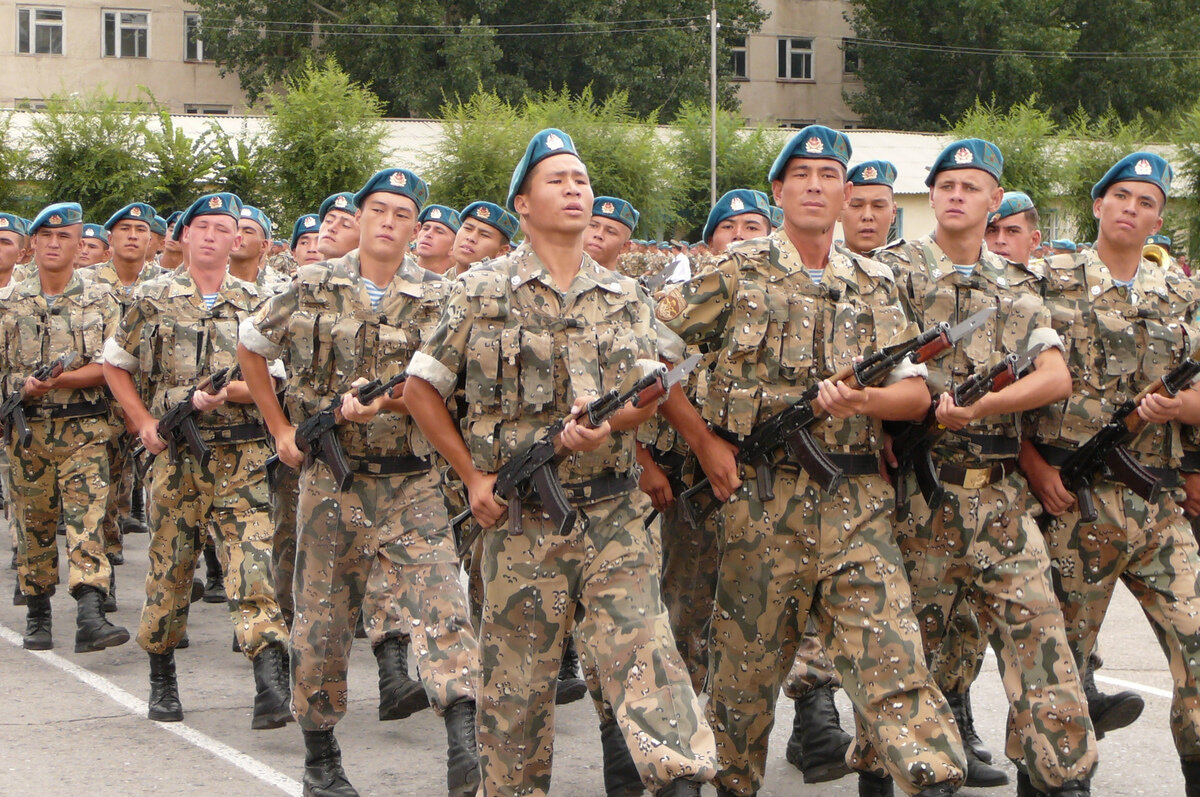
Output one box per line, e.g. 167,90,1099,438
0,520,1183,796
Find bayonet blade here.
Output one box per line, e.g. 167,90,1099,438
945,307,996,344
1012,342,1046,377
662,353,703,389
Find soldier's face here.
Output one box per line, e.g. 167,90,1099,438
709,212,769,255
985,215,1041,265
234,219,269,260
75,237,109,267
109,219,151,263
318,209,359,259
33,225,81,272
513,154,593,237
164,224,182,253
585,216,631,268
181,215,241,268
453,218,509,267
841,185,895,255
356,193,420,262
292,233,321,265
772,159,850,235
0,231,23,270
1094,181,1164,249
415,220,456,259
929,169,1003,234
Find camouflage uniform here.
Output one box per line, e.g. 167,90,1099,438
656,230,965,796
873,237,1096,790
266,251,297,278
2,272,117,598
103,269,288,658
240,250,479,730
408,243,716,796
1031,248,1200,765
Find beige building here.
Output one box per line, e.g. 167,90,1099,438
731,0,862,128
2,0,247,113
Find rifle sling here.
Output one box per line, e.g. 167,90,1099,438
649,448,688,476
1035,442,1181,489
201,422,268,445
948,431,1020,456
23,399,109,421
711,425,879,479
938,458,1017,489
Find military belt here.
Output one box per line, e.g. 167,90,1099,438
1181,451,1200,472
951,431,1020,456
525,471,638,507
938,458,1018,489
201,422,267,445
649,447,688,476
347,454,430,477
1034,442,1181,488
825,453,882,476
25,399,109,421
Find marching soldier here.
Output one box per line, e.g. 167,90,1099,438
446,201,516,277
414,204,461,275
102,192,291,731
75,223,110,268
289,213,322,268
316,191,360,260
984,191,1042,267
230,205,289,293
0,212,28,289
160,211,184,272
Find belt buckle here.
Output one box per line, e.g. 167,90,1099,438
962,467,991,489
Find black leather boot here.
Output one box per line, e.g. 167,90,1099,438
103,566,118,613
656,779,701,796
947,687,992,762
13,579,26,606
120,481,149,534
444,699,481,797
22,593,52,650
302,729,358,796
784,686,853,783
858,772,894,797
148,650,183,721
107,548,124,566
945,689,1007,786
251,644,293,730
1017,770,1091,797
74,586,130,653
556,635,587,705
914,785,956,797
374,636,429,720
1183,758,1200,797
1082,658,1142,739
202,543,225,603
599,718,644,796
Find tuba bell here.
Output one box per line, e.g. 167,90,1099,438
1143,243,1170,268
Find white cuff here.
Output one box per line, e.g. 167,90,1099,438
238,316,280,359
405,351,457,398
102,337,139,373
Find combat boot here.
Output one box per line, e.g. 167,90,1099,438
148,650,183,722
656,779,701,796
1082,660,1142,739
374,636,429,720
74,586,130,653
858,772,893,797
120,483,148,534
443,698,481,797
251,643,293,730
202,544,225,603
13,580,26,606
945,689,1007,786
107,548,123,566
22,593,52,650
784,685,853,783
914,785,956,797
599,718,644,796
1183,758,1200,797
947,687,992,762
556,635,588,705
103,567,117,613
302,729,358,797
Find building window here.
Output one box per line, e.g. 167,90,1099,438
184,104,231,115
103,10,149,58
730,36,747,79
17,7,64,55
842,38,860,74
777,37,813,80
778,119,816,129
15,97,48,110
185,13,213,61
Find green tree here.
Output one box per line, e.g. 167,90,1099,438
1169,103,1200,261
209,122,281,220
0,111,35,216
265,60,387,223
947,98,1061,212
1056,108,1152,244
26,90,151,222
143,110,219,216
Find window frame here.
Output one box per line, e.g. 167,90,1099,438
102,8,150,59
729,35,748,80
842,37,860,75
777,36,814,81
16,6,65,56
184,12,209,62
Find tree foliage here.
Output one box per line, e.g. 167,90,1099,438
1056,109,1151,246
208,122,280,219
143,110,219,216
0,112,35,216
947,98,1061,212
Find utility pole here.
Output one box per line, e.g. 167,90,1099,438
710,0,718,206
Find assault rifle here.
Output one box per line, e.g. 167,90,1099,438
0,352,77,448
889,343,1045,519
676,307,995,527
264,372,407,493
1058,343,1200,523
132,365,241,468
452,354,702,557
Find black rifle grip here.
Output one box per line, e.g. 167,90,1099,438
1076,485,1098,524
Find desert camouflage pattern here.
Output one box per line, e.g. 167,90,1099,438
782,625,840,698
270,463,299,627
266,251,297,278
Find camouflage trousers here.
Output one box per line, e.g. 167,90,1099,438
138,439,287,658
1045,479,1200,761
895,474,1096,790
291,461,478,730
101,426,135,558
11,416,113,597
477,490,715,796
439,465,483,629
708,467,966,797
270,463,300,627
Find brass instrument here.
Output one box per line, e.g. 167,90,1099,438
1143,243,1170,268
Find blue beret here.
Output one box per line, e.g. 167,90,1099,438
318,192,358,221
103,202,157,231
171,193,243,241
506,128,580,211
592,196,639,232
768,125,852,181
1147,234,1172,248
0,213,28,236
848,160,898,188
165,211,183,228
1091,151,1173,200
151,215,167,236
1048,239,1077,252
290,214,320,248
926,138,1003,186
988,191,1035,225
81,223,109,244
657,242,670,250
702,189,772,243
30,202,83,234
419,204,461,233
353,169,428,212
238,205,272,239
461,201,519,241
769,206,783,228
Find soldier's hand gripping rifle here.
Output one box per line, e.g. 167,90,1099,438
1057,342,1200,523
263,372,408,493
131,365,241,470
452,354,702,557
0,352,78,448
677,307,995,527
888,343,1045,520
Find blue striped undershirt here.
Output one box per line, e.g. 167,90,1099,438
201,292,219,309
363,278,386,309
807,268,824,284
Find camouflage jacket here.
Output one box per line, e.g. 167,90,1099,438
655,230,921,455
241,249,448,460
408,242,661,481
875,236,1062,463
1029,248,1198,468
0,270,119,407
78,260,165,313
